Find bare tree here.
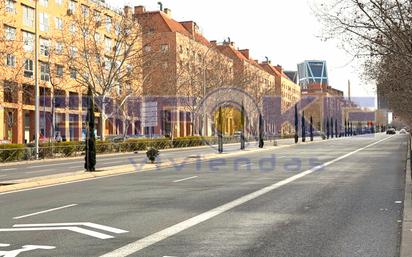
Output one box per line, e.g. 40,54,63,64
58,4,145,140
314,0,412,124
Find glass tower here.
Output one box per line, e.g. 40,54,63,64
297,60,329,88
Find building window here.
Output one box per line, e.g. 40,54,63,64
4,25,16,41
3,81,18,103
68,0,76,12
104,37,112,52
40,38,50,56
70,68,77,79
69,46,77,58
39,13,49,32
55,41,63,54
24,59,34,78
94,32,101,43
69,23,76,34
40,62,50,81
160,44,169,53
144,45,151,52
54,89,66,108
55,0,63,5
114,23,121,36
23,84,34,105
56,65,64,77
23,31,34,51
69,92,79,109
105,15,112,32
93,10,101,22
23,5,34,27
81,5,89,16
39,0,48,7
6,0,16,13
55,17,63,30
6,54,16,67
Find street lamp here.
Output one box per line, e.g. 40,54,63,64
34,0,40,159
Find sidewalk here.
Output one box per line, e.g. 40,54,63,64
401,141,412,257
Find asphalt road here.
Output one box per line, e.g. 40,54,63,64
0,133,407,257
0,137,319,182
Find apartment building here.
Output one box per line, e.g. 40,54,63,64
260,61,301,135
135,6,234,137
0,0,140,143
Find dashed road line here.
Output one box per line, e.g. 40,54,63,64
13,204,78,219
173,176,198,183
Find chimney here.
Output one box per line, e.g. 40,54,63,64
239,49,249,59
274,65,283,73
134,6,146,15
180,21,196,35
164,8,172,18
210,40,217,46
124,6,132,17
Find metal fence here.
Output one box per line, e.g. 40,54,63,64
0,135,282,163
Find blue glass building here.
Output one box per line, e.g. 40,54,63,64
297,60,329,88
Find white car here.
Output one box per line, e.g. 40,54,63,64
400,129,408,134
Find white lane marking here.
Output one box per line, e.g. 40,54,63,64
0,168,17,171
0,244,10,247
0,136,394,196
173,176,198,183
14,222,128,234
13,204,78,220
0,227,113,239
99,136,392,257
0,244,55,257
395,201,402,204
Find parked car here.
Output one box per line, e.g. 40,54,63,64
386,128,396,135
0,140,11,144
400,129,407,134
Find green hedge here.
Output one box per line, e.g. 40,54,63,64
0,136,251,163
0,144,27,162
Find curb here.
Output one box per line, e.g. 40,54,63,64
401,138,412,257
0,139,298,167
0,134,384,194
0,144,279,194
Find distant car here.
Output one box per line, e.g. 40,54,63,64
0,140,11,144
233,131,242,138
386,128,396,135
400,129,407,134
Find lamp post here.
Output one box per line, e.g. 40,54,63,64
34,0,40,159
